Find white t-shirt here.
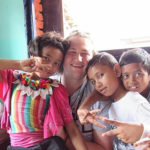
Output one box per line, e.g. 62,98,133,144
91,100,112,132
109,91,150,150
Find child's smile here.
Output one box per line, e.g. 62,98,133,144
121,63,150,93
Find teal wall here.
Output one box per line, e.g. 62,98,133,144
0,0,28,59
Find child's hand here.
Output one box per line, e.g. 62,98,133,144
87,110,106,129
33,57,51,73
77,108,89,124
77,109,106,128
101,118,143,143
134,135,150,150
20,58,37,72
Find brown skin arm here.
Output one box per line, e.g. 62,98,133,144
66,138,106,150
0,59,21,82
0,58,37,82
0,58,37,72
65,121,88,150
65,129,112,150
64,115,111,150
0,59,22,70
93,130,113,150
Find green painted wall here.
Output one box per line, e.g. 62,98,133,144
0,0,28,59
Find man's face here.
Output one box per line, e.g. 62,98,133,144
63,36,93,80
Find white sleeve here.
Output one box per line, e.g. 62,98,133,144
141,124,150,139
136,101,150,139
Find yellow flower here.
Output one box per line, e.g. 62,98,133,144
47,83,50,88
35,80,40,86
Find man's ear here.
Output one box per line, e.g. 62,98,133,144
113,64,121,77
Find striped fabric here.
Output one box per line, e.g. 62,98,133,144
1,70,73,147
10,84,46,133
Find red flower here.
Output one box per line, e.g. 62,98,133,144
21,79,26,85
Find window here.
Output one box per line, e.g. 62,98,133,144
63,0,150,51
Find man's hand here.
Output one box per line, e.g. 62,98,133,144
100,117,143,143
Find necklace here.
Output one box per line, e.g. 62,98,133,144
17,73,56,90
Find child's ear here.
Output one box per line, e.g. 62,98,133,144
30,55,34,58
113,64,121,77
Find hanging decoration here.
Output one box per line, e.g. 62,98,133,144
34,0,44,35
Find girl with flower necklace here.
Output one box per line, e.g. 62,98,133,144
0,32,87,150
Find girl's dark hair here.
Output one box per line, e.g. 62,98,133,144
86,52,118,73
28,31,69,72
28,31,69,57
119,48,150,74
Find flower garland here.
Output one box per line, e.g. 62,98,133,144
16,73,57,91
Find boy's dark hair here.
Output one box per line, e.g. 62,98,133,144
119,48,150,74
86,52,118,73
28,31,69,57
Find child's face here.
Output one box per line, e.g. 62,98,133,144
121,63,150,93
35,46,63,78
88,64,120,97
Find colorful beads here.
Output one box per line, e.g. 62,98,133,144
18,73,54,90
